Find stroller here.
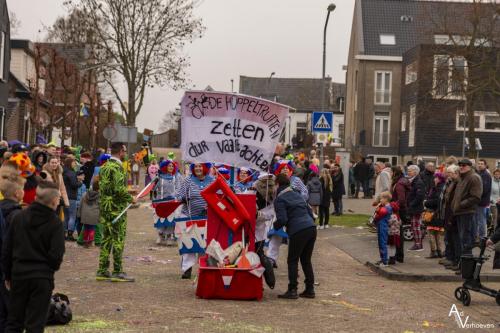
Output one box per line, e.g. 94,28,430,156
454,238,500,306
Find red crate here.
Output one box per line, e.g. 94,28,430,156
196,193,263,300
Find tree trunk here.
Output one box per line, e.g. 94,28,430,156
127,86,136,126
466,95,476,159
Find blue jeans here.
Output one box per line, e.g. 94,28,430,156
377,219,389,264
456,213,474,258
474,207,487,239
64,200,78,232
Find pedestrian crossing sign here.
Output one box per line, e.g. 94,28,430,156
312,112,333,133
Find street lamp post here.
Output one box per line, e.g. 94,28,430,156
320,3,336,166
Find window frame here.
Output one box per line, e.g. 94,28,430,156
379,34,396,45
0,31,4,81
373,113,391,147
374,71,392,105
456,110,500,133
408,105,416,147
405,62,417,85
432,55,468,100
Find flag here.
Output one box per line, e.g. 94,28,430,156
136,177,159,199
79,103,89,117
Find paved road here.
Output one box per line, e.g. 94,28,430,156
49,201,500,333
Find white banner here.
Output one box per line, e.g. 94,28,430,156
181,91,289,171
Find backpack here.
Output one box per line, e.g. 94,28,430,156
46,293,72,325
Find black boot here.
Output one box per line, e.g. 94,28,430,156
181,267,192,279
388,256,396,265
299,287,315,299
278,289,298,299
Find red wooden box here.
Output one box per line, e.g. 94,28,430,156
196,193,263,300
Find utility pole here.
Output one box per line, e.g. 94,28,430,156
320,3,336,166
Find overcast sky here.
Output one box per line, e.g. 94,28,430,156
8,0,354,132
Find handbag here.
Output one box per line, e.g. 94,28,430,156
422,210,435,224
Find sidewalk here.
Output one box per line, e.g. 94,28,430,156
321,225,500,282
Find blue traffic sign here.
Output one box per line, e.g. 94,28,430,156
311,112,333,133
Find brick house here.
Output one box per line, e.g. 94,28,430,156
400,44,500,167
344,0,419,166
345,0,500,166
8,40,50,143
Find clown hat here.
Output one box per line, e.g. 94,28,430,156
159,159,178,175
98,154,111,166
9,152,35,178
273,160,295,176
189,162,212,176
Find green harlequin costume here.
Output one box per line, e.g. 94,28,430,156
97,158,133,275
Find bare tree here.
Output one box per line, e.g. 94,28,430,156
64,0,204,126
417,0,500,158
159,109,180,132
9,11,21,36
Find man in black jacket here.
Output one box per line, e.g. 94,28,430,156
353,157,370,199
2,181,65,333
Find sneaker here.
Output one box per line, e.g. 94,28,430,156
319,225,325,230
379,262,388,268
278,289,298,299
325,225,330,229
111,272,135,282
96,271,112,281
388,256,396,265
408,245,424,252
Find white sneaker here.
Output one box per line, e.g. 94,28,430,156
379,262,388,268
325,225,330,229
319,225,325,230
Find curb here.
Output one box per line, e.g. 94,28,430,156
365,262,500,282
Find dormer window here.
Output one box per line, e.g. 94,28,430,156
380,34,396,45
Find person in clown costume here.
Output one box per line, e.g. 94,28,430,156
153,159,184,246
267,159,309,267
214,164,231,181
234,167,255,193
175,162,214,279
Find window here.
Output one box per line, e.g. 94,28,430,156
409,105,416,147
373,113,390,147
433,55,467,99
405,62,417,84
401,112,407,132
380,34,396,45
456,111,500,132
374,71,392,105
0,31,4,81
434,34,491,47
